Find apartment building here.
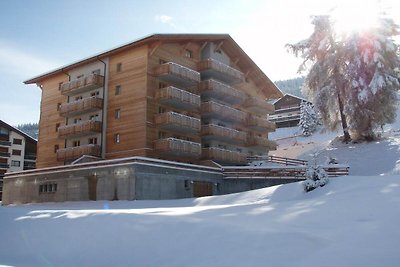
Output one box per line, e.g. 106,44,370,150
0,120,37,200
269,94,311,128
25,34,282,169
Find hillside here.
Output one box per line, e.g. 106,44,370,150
274,77,305,98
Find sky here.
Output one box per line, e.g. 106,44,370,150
0,0,399,126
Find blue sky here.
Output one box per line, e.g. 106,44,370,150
0,0,399,125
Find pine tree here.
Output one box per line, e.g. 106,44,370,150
287,14,400,142
299,100,318,136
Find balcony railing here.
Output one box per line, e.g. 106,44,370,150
156,86,200,111
58,120,102,138
0,151,10,158
60,74,104,96
23,162,36,170
0,140,11,147
155,112,200,134
246,115,276,132
198,79,245,105
56,144,101,161
154,62,200,86
201,147,247,164
0,163,9,169
154,138,201,158
201,124,247,144
201,101,246,123
246,135,277,150
197,58,244,84
59,97,103,117
242,96,275,114
24,154,37,161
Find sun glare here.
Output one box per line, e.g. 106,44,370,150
331,2,380,35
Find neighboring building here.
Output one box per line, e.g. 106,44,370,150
0,120,37,200
24,34,282,168
3,34,283,205
269,94,311,128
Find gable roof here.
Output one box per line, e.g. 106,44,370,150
24,33,283,99
0,120,37,143
272,93,310,105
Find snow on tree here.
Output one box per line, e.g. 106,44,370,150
303,165,329,192
299,100,318,136
287,14,400,142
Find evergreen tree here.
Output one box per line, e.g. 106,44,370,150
287,15,400,142
299,100,318,136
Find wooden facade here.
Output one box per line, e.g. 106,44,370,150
269,94,311,128
25,34,282,168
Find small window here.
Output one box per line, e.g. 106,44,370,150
88,137,98,145
89,114,99,121
56,123,60,132
215,49,222,54
90,91,100,97
12,149,21,156
39,183,58,194
54,144,59,153
158,106,166,114
11,160,20,167
58,82,63,91
184,180,191,190
57,103,62,111
159,82,167,89
115,85,122,95
185,49,192,58
92,69,101,75
74,118,82,124
116,63,122,72
114,133,120,144
73,140,80,147
13,138,22,145
115,109,121,119
75,96,83,101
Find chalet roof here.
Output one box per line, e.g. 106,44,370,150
24,33,283,99
272,93,310,105
0,120,37,143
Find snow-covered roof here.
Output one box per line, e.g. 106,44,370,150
0,119,37,143
272,93,310,105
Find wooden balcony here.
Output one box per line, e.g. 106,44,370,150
154,138,201,158
246,115,276,132
0,163,9,169
58,121,102,138
202,147,247,165
156,86,200,111
155,112,200,134
198,79,245,105
0,152,10,158
242,96,275,114
0,140,11,147
154,62,200,86
197,58,244,84
201,101,246,123
59,97,103,117
56,144,101,161
201,124,247,144
60,74,104,96
246,135,277,150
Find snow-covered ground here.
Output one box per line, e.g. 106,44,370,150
1,111,400,267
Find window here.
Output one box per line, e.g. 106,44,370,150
55,123,60,132
215,49,222,54
89,114,99,121
58,82,63,91
11,160,20,167
75,96,83,101
90,91,100,97
12,149,21,156
92,69,101,75
57,103,62,110
185,49,192,58
115,109,121,119
88,137,97,145
158,131,166,139
159,82,167,89
73,140,80,147
39,183,58,194
184,180,191,190
74,118,82,124
115,85,122,95
116,63,122,72
114,133,120,144
158,106,166,114
54,144,59,153
13,138,22,145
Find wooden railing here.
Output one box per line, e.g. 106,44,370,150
56,144,101,161
246,115,276,131
156,86,200,110
198,79,245,104
197,58,244,83
0,140,11,146
201,101,246,122
0,152,10,158
59,97,103,117
202,147,247,164
58,121,102,138
154,62,200,84
246,135,277,150
242,96,275,114
60,74,104,96
155,112,201,133
201,124,247,143
247,155,307,166
154,138,201,157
